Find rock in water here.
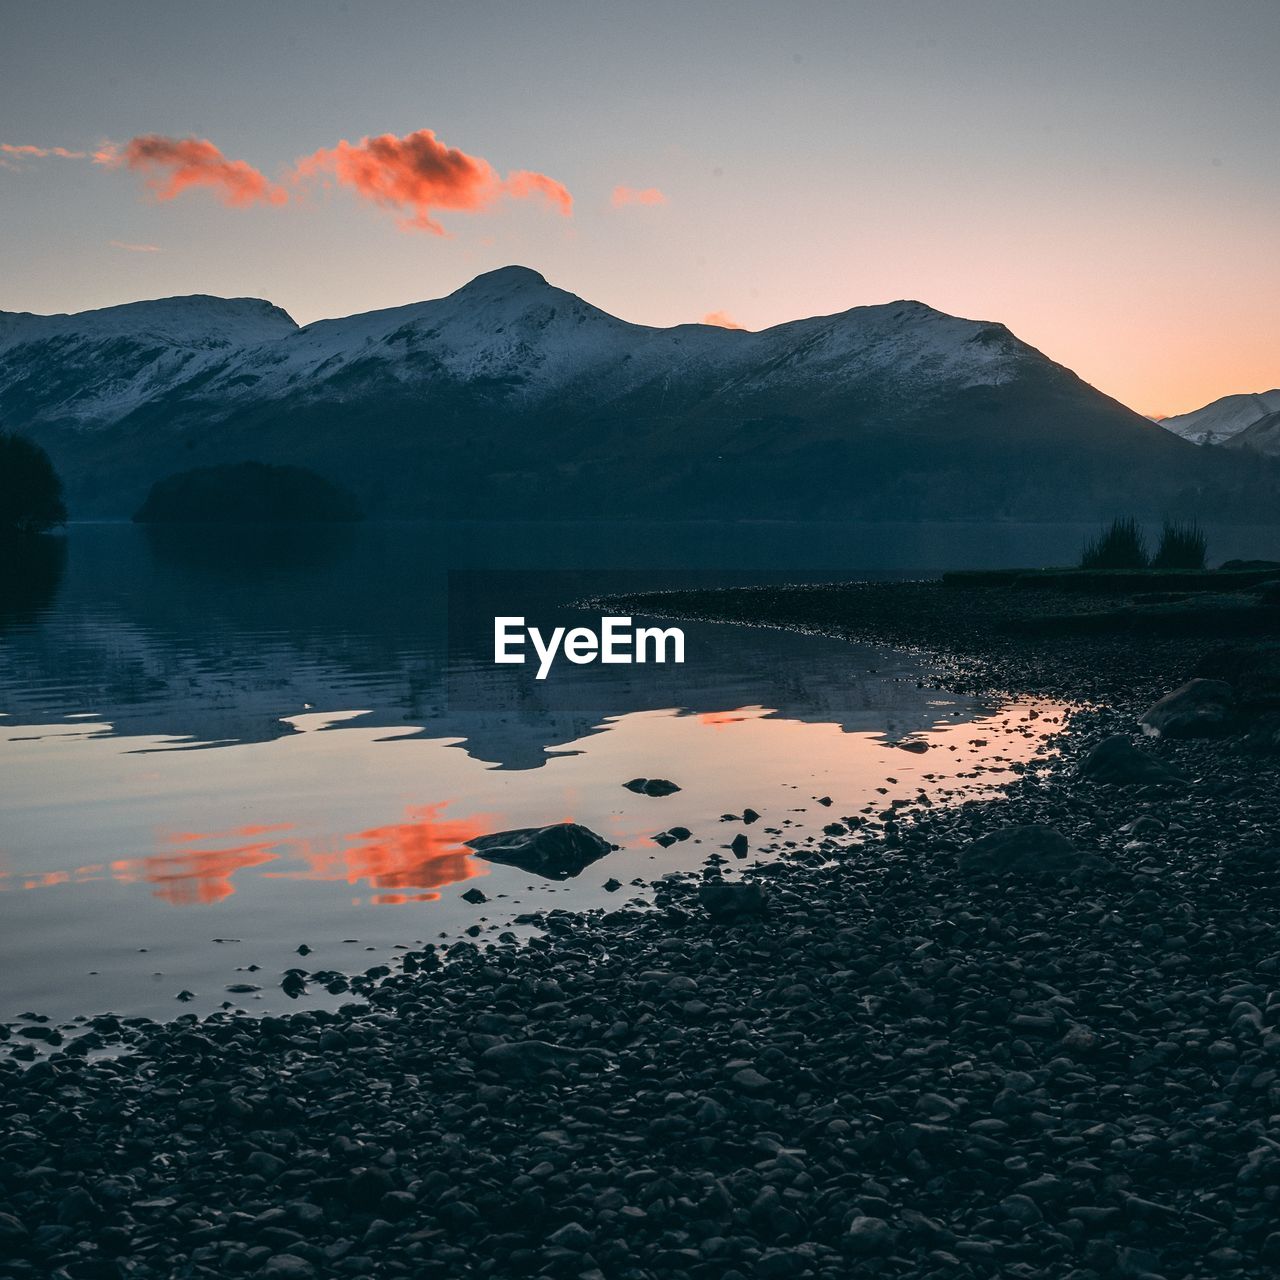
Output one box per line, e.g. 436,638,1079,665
623,777,682,796
466,822,616,880
958,824,1088,878
1139,678,1234,738
1078,735,1187,785
698,881,767,921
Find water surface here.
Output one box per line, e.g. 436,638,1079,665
7,520,1267,1023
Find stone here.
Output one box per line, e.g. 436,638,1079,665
846,1215,896,1255
1139,678,1234,738
958,824,1090,878
697,881,766,921
1078,735,1186,786
466,822,616,879
623,778,681,796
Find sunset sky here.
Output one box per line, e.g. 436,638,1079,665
2,0,1277,416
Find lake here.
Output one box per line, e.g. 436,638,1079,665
2,520,1276,1024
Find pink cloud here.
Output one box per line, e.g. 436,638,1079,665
294,129,572,234
112,135,287,207
612,185,666,207
0,143,88,160
702,310,744,329
109,240,164,253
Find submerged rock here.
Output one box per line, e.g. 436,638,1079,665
958,824,1090,878
651,826,692,848
465,822,616,880
623,777,682,796
1140,678,1234,738
1078,735,1187,786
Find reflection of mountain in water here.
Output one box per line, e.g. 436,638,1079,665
0,522,1050,765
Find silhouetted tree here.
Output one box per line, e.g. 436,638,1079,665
0,432,67,535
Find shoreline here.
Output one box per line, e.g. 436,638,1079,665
3,577,1280,1278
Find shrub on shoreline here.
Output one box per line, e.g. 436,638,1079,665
1080,516,1149,570
1152,519,1208,570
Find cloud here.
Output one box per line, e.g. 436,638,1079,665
294,129,572,234
109,240,163,253
1,142,88,160
5,127,570,236
111,135,287,207
612,185,666,207
702,310,745,329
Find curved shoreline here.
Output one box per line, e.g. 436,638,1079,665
3,578,1279,1279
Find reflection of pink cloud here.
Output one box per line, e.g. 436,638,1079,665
279,800,492,894
295,130,572,234
112,826,285,905
112,135,287,207
612,185,666,207
702,310,744,329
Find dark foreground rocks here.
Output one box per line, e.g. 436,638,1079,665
4,580,1280,1279
1078,735,1187,787
956,824,1095,879
1140,679,1236,739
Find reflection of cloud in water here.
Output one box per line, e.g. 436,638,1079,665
112,829,283,905
271,801,492,896
55,804,495,906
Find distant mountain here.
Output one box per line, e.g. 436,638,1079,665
2,266,1275,520
1159,390,1280,448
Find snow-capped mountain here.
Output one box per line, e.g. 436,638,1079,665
1159,390,1280,448
0,267,1030,427
1,266,1272,520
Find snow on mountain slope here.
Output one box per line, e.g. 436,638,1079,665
0,295,298,427
0,294,297,354
1159,389,1280,446
0,266,1035,430
1226,408,1280,457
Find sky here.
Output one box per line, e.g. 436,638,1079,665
1,0,1277,416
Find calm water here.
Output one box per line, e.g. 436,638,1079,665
2,520,1276,1024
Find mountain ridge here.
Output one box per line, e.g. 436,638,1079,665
1159,389,1280,452
1,267,1274,521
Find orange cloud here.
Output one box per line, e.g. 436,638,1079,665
295,129,572,234
702,310,745,329
612,185,666,207
109,239,163,253
112,135,287,207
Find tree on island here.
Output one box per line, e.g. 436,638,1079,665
133,461,363,524
0,431,67,535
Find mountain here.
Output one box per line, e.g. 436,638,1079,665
1229,409,1280,457
1159,390,1280,448
2,266,1275,520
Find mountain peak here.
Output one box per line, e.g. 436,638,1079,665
454,265,550,295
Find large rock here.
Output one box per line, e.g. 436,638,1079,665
697,881,767,921
466,822,616,880
478,1039,584,1078
1139,678,1234,738
958,824,1090,878
1078,735,1187,786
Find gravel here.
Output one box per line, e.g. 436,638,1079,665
3,578,1279,1279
